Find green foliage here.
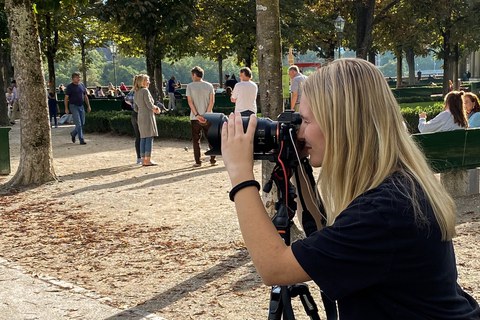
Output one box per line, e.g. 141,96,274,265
110,111,134,135
157,115,192,139
282,0,337,59
83,111,192,140
83,110,114,133
54,52,248,87
400,101,444,133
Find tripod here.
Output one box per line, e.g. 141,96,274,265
265,161,321,320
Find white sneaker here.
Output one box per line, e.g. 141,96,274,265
136,158,142,165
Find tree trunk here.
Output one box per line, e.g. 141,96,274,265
4,43,13,84
395,48,403,88
368,51,376,65
4,0,56,187
453,43,459,90
154,60,163,100
256,0,283,217
355,0,375,60
47,53,56,91
246,45,254,69
145,34,159,102
44,13,58,92
80,39,88,88
217,54,223,87
0,43,9,126
256,1,283,119
405,47,415,85
442,29,453,95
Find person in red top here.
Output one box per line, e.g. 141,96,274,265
119,82,128,91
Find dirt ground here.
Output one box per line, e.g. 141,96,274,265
0,122,479,319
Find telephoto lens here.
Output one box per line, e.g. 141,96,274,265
203,113,278,157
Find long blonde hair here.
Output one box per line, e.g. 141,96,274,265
133,74,149,92
303,58,456,240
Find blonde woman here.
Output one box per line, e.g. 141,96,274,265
133,74,160,166
220,59,479,318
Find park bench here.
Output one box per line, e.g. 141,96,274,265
412,128,480,196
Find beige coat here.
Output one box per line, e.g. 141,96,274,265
134,88,158,138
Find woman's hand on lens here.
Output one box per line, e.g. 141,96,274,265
221,112,257,185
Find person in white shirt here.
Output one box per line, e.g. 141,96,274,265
230,67,258,117
418,91,468,133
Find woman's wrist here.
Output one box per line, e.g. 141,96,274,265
229,172,255,187
229,180,260,201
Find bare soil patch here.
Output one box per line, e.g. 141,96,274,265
0,123,479,319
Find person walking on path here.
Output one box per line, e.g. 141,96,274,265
134,74,161,166
288,65,307,111
64,72,91,145
230,67,258,117
186,66,216,167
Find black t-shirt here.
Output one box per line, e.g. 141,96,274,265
291,173,480,319
225,78,237,89
167,79,176,93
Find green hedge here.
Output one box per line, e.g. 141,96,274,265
83,111,192,139
83,100,445,139
401,102,444,134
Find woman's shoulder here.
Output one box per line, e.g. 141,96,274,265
345,173,420,219
469,112,480,127
136,88,150,95
470,112,480,120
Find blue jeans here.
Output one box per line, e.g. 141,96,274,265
70,104,85,142
168,92,175,110
140,137,154,158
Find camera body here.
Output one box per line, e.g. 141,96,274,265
204,110,302,165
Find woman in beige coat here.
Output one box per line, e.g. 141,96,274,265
133,74,161,166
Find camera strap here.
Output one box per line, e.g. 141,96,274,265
295,158,326,236
296,158,338,320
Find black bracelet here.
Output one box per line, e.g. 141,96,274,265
229,180,261,202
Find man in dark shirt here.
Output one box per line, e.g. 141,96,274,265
64,72,91,145
225,74,238,90
167,75,177,111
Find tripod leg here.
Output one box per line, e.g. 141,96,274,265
268,285,296,320
321,291,338,320
268,286,283,320
290,284,321,320
281,286,295,320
